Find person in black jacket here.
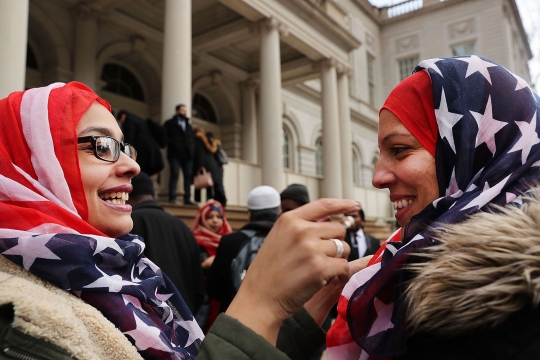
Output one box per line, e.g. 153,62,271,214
128,172,204,314
193,128,227,207
116,110,164,176
163,104,195,205
206,185,281,312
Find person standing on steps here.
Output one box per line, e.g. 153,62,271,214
164,104,195,205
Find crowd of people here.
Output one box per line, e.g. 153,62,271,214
116,104,227,207
1,55,540,360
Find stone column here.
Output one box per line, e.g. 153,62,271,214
73,5,97,90
320,59,343,199
0,0,29,98
338,69,353,200
160,0,191,201
241,81,258,163
259,18,285,191
161,0,191,120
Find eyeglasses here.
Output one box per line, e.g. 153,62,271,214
77,136,137,162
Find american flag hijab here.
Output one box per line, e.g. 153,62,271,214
0,82,203,359
327,56,540,359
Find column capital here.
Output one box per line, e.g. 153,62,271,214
316,58,337,71
337,63,353,77
260,17,289,37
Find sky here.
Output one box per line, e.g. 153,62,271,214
367,0,540,92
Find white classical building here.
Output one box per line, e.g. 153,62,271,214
0,0,532,222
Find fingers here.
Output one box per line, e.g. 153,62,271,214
349,255,373,274
309,221,346,241
320,239,350,259
290,198,361,222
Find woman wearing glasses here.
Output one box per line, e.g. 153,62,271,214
0,82,362,359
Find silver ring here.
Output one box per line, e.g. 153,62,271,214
331,239,344,258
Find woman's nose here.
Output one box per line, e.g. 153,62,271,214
372,158,395,189
117,152,141,177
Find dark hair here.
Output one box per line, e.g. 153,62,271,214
175,104,186,111
250,206,280,222
359,209,365,222
116,109,128,120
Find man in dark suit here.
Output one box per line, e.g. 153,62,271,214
163,104,195,205
343,209,380,260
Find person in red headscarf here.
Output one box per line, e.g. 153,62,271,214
190,200,232,332
191,200,232,269
328,57,540,360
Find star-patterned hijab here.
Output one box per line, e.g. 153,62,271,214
0,82,203,360
327,56,540,359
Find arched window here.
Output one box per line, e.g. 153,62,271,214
100,63,145,101
282,126,293,170
315,137,323,176
26,44,38,70
192,93,217,123
352,150,361,186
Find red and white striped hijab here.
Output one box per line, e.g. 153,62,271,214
0,83,203,359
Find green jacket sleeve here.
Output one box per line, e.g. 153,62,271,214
197,313,289,360
277,307,326,360
197,308,325,360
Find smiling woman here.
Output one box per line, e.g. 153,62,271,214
76,103,140,238
328,56,540,360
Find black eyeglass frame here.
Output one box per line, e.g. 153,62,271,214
77,135,137,162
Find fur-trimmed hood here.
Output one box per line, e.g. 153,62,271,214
405,189,540,336
194,127,220,153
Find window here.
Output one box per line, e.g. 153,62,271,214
282,127,293,170
352,150,361,186
101,63,145,101
192,93,217,123
367,54,375,107
398,56,419,81
452,41,476,56
26,44,38,70
315,137,323,176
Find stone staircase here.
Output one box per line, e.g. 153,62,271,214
160,202,395,241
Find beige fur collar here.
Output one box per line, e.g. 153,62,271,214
194,128,220,153
404,189,540,336
0,256,142,360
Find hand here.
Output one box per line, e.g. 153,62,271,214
304,255,373,326
225,198,361,345
201,255,215,269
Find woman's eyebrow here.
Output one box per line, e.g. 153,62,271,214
381,132,415,145
78,126,115,137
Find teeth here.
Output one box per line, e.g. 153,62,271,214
393,199,413,210
99,191,129,205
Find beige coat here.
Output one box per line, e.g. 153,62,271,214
0,255,143,360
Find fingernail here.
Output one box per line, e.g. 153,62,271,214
345,200,361,213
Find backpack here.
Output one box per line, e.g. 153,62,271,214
230,229,266,291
